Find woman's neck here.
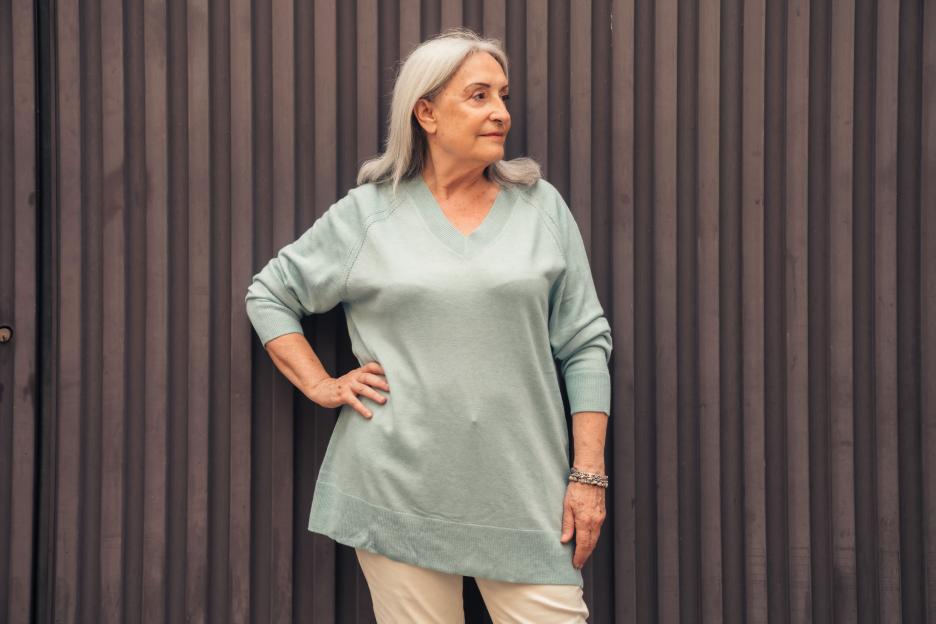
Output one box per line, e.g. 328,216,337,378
420,158,490,200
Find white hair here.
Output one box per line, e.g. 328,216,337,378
356,27,542,197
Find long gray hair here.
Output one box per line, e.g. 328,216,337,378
356,27,542,197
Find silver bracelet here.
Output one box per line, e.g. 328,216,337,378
568,466,609,488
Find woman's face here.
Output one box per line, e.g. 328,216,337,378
414,52,511,169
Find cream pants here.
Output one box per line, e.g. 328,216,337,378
355,547,590,623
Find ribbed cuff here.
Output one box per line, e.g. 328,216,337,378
564,369,611,416
246,303,304,347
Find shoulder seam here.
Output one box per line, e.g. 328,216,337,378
518,187,567,262
341,197,401,298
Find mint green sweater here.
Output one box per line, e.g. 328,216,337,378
245,173,612,586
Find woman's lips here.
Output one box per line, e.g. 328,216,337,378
481,133,505,139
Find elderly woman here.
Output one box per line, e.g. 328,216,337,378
246,27,612,622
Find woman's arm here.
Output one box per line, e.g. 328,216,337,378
264,332,389,418
571,411,608,473
264,332,332,402
562,410,609,569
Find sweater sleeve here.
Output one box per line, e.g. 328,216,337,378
547,193,613,416
245,198,362,347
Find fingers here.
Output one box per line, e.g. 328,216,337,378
351,379,388,408
362,361,386,376
560,501,575,543
561,485,605,569
345,393,373,419
359,371,390,392
345,363,389,419
572,526,597,569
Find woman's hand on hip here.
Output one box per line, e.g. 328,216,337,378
559,481,606,569
308,361,390,419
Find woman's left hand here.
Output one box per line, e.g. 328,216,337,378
559,481,607,569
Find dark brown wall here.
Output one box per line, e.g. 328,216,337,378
3,0,936,622
1,0,38,622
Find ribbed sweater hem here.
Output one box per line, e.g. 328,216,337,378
307,477,584,587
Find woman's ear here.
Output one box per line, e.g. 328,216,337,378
413,98,438,135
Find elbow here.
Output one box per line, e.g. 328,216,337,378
560,340,611,379
554,317,613,376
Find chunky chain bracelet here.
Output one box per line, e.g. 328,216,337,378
568,466,609,488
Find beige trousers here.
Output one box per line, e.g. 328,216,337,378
355,547,590,623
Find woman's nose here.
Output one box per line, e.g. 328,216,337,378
491,101,509,123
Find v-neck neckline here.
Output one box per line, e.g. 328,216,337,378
402,173,513,258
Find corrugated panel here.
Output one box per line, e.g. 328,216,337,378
0,0,38,621
4,0,932,622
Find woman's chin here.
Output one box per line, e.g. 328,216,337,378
482,148,505,162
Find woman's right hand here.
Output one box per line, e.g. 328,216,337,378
308,361,390,419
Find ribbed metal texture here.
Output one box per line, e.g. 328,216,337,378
3,0,934,622
1,0,38,621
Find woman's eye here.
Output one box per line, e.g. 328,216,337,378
472,92,509,103
474,91,510,102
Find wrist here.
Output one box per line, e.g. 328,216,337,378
303,375,332,401
571,462,606,474
569,465,610,488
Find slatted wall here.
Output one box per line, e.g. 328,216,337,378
2,0,935,622
0,0,38,622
